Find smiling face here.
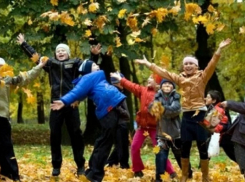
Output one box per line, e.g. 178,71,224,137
91,63,100,72
183,62,198,76
161,82,173,94
55,48,69,61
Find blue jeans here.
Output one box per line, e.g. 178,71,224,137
155,147,169,181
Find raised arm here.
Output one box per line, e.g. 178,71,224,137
202,38,231,84
17,33,38,59
4,57,47,86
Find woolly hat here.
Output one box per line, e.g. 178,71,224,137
183,56,198,66
56,43,71,56
0,57,6,65
160,79,175,89
111,73,124,84
79,59,94,75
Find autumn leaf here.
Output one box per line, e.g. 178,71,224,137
143,131,149,136
89,2,99,13
206,23,216,34
60,11,75,26
192,110,200,117
85,30,92,38
134,37,145,43
22,88,33,97
33,82,40,88
216,24,225,32
150,102,165,121
94,15,108,30
126,16,138,31
162,132,172,140
50,0,58,6
160,55,170,68
115,37,122,47
28,18,33,25
107,46,113,56
142,17,151,27
83,18,92,26
27,95,36,104
208,5,215,12
151,28,158,36
0,64,14,77
153,146,160,154
31,53,40,63
118,9,127,19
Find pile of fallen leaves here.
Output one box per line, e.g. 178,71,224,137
1,145,244,182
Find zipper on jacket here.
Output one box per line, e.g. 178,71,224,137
60,62,63,97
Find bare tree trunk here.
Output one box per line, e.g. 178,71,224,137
37,92,45,124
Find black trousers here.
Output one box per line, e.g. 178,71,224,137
106,122,129,169
49,106,85,169
0,117,20,180
86,109,118,182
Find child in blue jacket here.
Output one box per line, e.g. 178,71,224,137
51,60,126,182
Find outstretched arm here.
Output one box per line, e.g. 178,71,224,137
221,100,245,115
17,33,39,59
202,38,232,84
135,55,181,85
51,100,65,110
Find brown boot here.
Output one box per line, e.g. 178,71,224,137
180,158,189,182
200,159,209,182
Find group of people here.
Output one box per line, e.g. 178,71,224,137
1,34,245,182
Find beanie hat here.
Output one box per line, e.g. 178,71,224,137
79,59,94,75
56,43,71,56
111,73,124,84
160,79,175,89
183,56,198,66
0,58,6,65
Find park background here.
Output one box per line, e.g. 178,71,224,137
1,0,245,181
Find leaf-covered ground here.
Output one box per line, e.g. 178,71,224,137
1,145,244,182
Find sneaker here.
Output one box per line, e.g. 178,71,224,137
52,168,60,176
77,167,85,176
134,171,144,178
170,172,178,179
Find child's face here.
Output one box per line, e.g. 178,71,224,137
55,48,69,61
91,63,100,72
147,76,156,88
205,94,216,106
183,62,198,76
161,82,173,93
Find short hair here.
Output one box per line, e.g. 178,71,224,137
207,90,221,105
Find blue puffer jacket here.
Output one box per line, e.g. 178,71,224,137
61,70,126,119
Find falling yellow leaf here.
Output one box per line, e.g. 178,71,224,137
160,173,169,181
162,132,172,140
160,55,170,68
0,64,14,77
206,23,216,34
153,146,160,154
216,24,225,32
192,110,200,117
107,46,113,56
27,95,36,104
94,15,108,30
143,131,149,136
150,102,165,121
118,9,127,19
50,0,58,6
22,88,32,97
48,12,60,21
142,17,151,27
31,53,40,63
83,18,92,26
126,16,138,31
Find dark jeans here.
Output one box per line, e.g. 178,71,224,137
49,106,85,169
106,122,129,169
155,145,169,181
86,109,118,182
0,117,20,180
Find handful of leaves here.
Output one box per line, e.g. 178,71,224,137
150,101,165,121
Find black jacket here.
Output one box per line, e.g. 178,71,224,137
226,100,245,147
21,42,94,101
